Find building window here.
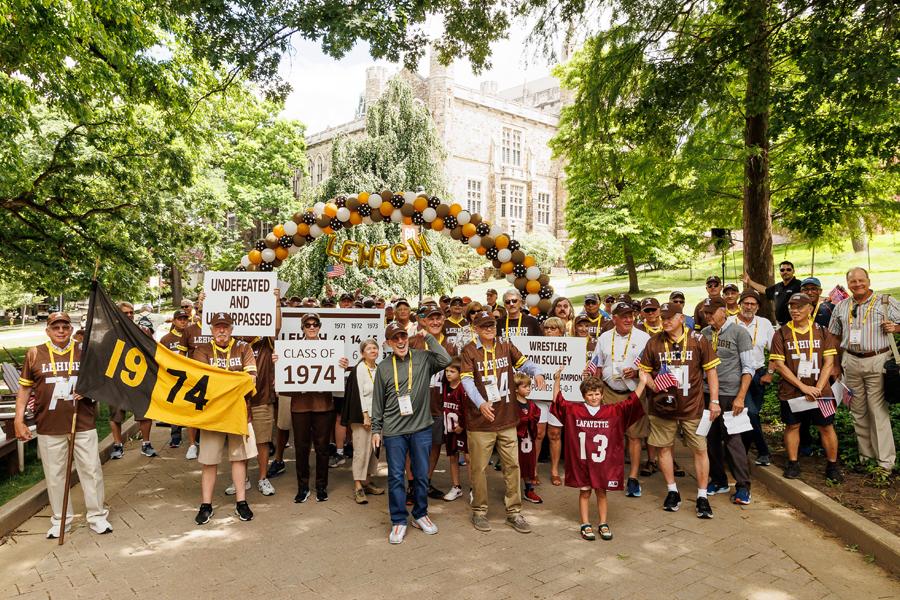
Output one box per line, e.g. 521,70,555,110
315,156,325,184
502,127,522,167
466,179,483,214
500,184,525,222
225,212,237,238
536,192,552,226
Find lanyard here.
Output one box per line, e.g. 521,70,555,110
726,307,740,317
506,313,522,334
392,353,413,393
788,321,814,362
483,343,498,379
211,339,234,367
848,294,876,328
811,302,821,324
663,326,689,365
644,322,662,335
364,363,376,383
610,329,632,362
45,341,75,378
712,327,720,350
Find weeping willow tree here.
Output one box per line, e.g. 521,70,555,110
281,77,462,298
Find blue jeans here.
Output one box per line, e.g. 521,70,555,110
742,368,770,457
383,426,432,525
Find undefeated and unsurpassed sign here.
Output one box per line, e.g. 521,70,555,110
202,271,277,336
280,308,385,364
274,340,344,393
510,336,586,402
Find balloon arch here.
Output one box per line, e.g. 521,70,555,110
237,189,556,316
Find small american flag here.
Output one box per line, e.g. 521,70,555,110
325,263,345,279
587,352,601,376
818,397,836,418
654,362,679,391
828,285,849,304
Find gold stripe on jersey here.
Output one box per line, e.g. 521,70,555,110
702,358,721,371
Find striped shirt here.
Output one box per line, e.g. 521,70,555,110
828,291,900,352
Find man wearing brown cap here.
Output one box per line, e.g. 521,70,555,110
579,294,605,338
160,308,191,449
485,289,498,313
109,301,156,459
639,302,720,519
443,297,469,344
392,298,417,337
637,298,663,335
371,322,452,544
460,311,545,533
191,311,258,525
693,276,723,331
15,312,113,538
722,283,741,317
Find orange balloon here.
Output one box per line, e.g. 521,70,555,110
523,256,536,267
476,246,487,255
461,223,476,238
323,226,334,235
349,212,363,225
275,247,289,260
248,250,262,265
526,280,540,294
273,224,285,238
413,196,428,212
403,216,413,225
379,202,393,217
500,261,514,274
297,223,310,236
449,203,462,217
431,217,445,232
495,235,509,250
529,306,540,316
358,191,370,203
323,203,338,218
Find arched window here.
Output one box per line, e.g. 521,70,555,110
316,156,324,185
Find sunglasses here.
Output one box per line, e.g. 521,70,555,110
642,308,658,313
122,311,134,316
706,283,720,288
780,268,793,272
670,299,685,303
585,300,598,305
303,322,321,329
175,316,189,320
504,299,519,305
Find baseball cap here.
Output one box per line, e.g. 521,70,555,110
47,311,71,325
574,313,592,325
787,292,814,306
706,275,722,285
385,322,408,340
180,299,193,308
486,288,498,295
584,293,599,303
450,296,464,305
472,311,497,327
701,297,727,313
800,277,822,288
723,283,739,293
394,298,411,308
669,290,686,300
340,292,354,301
424,306,444,318
173,309,189,319
640,298,660,311
210,312,233,326
439,295,451,303
659,302,683,319
612,301,634,316
301,312,321,325
604,294,615,303
616,293,632,303
739,289,761,303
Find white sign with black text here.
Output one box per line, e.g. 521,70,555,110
201,271,276,336
274,339,344,393
509,336,587,402
280,308,386,364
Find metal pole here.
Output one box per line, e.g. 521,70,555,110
418,226,424,305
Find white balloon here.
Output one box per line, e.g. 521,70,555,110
468,235,481,248
422,207,437,222
261,248,276,263
497,249,512,263
288,244,301,255
489,225,502,238
348,194,358,201
367,194,382,209
506,273,517,283
391,208,403,223
309,224,323,238
526,266,541,280
240,255,251,268
362,216,374,225
336,207,351,222
283,221,298,236
403,191,416,203
313,202,326,216
441,227,452,237
456,211,471,226
526,293,540,307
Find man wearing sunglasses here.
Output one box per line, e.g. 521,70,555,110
580,293,605,337
743,260,802,326
443,296,469,343
668,291,695,330
693,276,724,331
497,290,542,340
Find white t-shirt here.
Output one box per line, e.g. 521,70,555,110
728,314,774,371
355,362,376,414
592,326,651,392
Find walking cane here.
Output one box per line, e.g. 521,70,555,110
58,396,80,546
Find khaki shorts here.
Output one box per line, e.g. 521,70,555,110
601,387,649,439
110,409,149,424
198,427,258,465
648,415,707,452
276,395,292,431
250,404,274,445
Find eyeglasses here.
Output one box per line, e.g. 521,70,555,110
303,323,321,329
504,299,519,305
741,301,759,308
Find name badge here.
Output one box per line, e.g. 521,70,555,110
848,329,862,346
483,376,502,403
797,360,813,379
398,394,413,416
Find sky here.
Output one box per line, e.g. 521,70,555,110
278,24,561,135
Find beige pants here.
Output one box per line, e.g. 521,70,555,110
276,394,292,431
468,428,521,517
38,430,108,529
844,352,896,468
350,423,378,481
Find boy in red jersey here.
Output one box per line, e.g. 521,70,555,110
441,358,469,501
514,373,543,504
551,367,646,541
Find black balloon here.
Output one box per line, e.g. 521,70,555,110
335,196,346,208
279,235,293,248
508,239,521,252
486,247,499,260
460,235,469,245
428,196,441,208
390,194,405,208
303,212,316,225
358,204,372,217
237,266,246,272
539,285,553,299
513,264,527,278
254,240,266,251
259,262,274,271
476,223,490,237
412,212,425,225
443,215,458,230
330,217,343,230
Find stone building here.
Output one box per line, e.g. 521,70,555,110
298,55,568,242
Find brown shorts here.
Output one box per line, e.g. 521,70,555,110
110,409,148,424
276,395,292,431
648,415,707,452
198,428,258,465
601,387,650,439
250,404,274,445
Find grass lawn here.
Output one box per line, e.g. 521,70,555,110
453,232,900,307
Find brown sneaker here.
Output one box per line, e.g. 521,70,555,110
471,513,491,531
505,513,532,534
354,488,368,504
364,483,385,495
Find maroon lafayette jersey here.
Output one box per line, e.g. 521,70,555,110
19,341,96,435
638,327,719,420
769,322,838,401
184,321,213,356
516,399,541,481
550,391,644,491
441,382,468,455
496,313,543,340
460,339,528,432
159,328,188,355
237,336,275,406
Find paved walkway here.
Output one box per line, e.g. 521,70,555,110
1,428,898,600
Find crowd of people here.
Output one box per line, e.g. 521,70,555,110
12,263,899,544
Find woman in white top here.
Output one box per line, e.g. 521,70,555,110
340,339,385,504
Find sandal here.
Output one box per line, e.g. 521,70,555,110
639,460,658,477
551,475,562,486
598,523,613,541
674,461,686,478
580,524,595,541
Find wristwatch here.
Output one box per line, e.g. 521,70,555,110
767,368,774,374
711,399,720,405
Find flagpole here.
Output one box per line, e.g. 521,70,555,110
58,396,79,546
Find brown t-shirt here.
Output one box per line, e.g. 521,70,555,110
770,322,838,401
639,328,720,420
581,314,605,338
184,322,213,355
636,322,664,336
460,339,527,432
191,339,257,406
159,329,188,355
19,341,96,435
237,336,275,406
411,334,458,416
496,313,543,340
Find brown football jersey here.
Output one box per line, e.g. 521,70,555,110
410,333,459,417
184,322,213,355
159,329,188,355
442,317,469,343
459,339,527,431
638,327,720,420
18,341,96,435
582,314,605,338
496,313,543,340
770,322,837,400
237,336,276,406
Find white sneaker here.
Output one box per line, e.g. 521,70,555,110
257,478,275,496
225,478,251,496
389,524,407,544
412,515,438,535
443,486,463,501
46,523,72,539
89,518,113,534
469,488,474,504
185,444,199,460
